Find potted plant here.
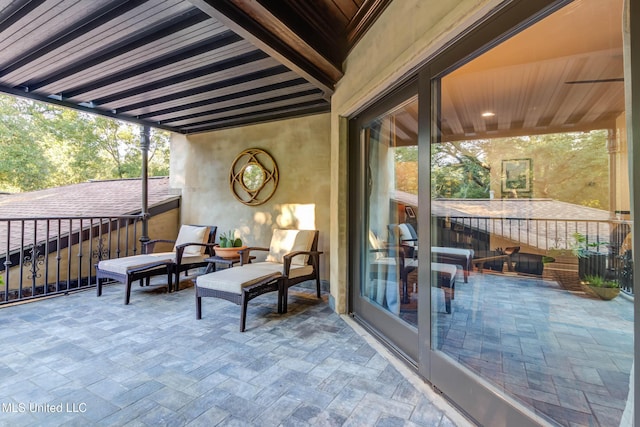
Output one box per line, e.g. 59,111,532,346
215,230,246,259
568,232,608,280
581,274,620,300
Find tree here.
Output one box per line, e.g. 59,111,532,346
0,97,54,191
0,94,170,192
430,130,610,208
431,139,491,199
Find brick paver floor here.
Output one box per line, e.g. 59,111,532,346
0,280,473,427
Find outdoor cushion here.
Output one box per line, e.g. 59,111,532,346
433,262,457,279
247,261,313,278
398,223,418,247
197,266,281,295
97,254,172,276
173,225,210,256
147,252,207,264
265,229,315,266
369,230,386,261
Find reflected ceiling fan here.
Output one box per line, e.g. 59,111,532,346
565,78,624,84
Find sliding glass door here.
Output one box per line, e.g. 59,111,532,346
350,85,420,361
350,0,635,425
428,0,634,425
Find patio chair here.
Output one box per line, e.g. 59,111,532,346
195,229,322,331
388,223,418,258
142,225,218,289
369,230,455,313
388,225,469,288
431,246,473,283
96,225,217,304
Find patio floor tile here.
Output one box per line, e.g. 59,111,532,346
0,282,472,426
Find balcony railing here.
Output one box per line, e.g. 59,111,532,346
0,215,144,305
437,215,634,294
1,214,633,304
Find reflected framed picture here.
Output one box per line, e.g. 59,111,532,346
502,159,532,193
405,206,416,219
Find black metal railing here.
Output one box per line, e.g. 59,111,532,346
0,215,144,304
437,216,615,252
436,215,634,295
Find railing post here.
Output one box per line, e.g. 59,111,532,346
139,126,150,249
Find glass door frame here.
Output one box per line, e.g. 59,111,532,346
628,0,640,426
349,0,640,425
419,2,573,425
348,79,420,364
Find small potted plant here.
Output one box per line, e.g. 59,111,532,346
215,230,246,259
570,232,609,279
581,274,620,300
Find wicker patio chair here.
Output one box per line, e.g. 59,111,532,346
195,229,322,331
96,225,217,304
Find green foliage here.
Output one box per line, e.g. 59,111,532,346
431,141,491,198
581,274,619,288
430,130,609,208
569,232,608,258
219,230,242,248
0,94,170,192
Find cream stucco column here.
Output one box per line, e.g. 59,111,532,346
329,116,350,313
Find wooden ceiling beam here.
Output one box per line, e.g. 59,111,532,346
189,0,341,98
346,0,392,47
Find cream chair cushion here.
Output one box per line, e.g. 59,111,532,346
369,230,385,261
398,223,417,247
148,252,207,264
265,229,315,266
196,261,314,295
97,254,171,275
173,225,210,256
197,266,280,295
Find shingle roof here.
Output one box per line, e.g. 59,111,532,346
0,177,176,218
393,190,611,221
431,198,611,221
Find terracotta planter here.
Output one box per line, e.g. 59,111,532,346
214,246,247,259
587,285,620,301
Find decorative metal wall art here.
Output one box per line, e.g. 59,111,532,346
229,148,279,206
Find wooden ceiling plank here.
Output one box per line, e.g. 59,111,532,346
331,0,358,21
26,7,210,92
0,0,147,80
345,0,391,46
189,0,340,97
60,33,249,100
128,77,306,117
263,0,345,63
0,0,48,34
138,81,314,121
170,93,326,127
160,88,321,125
91,48,267,106
1,0,194,87
114,65,289,112
182,102,330,133
61,31,242,101
96,58,278,110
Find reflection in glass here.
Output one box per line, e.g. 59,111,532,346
363,97,419,326
431,0,632,425
242,163,265,191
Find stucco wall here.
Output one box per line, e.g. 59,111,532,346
170,113,331,283
330,0,502,313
